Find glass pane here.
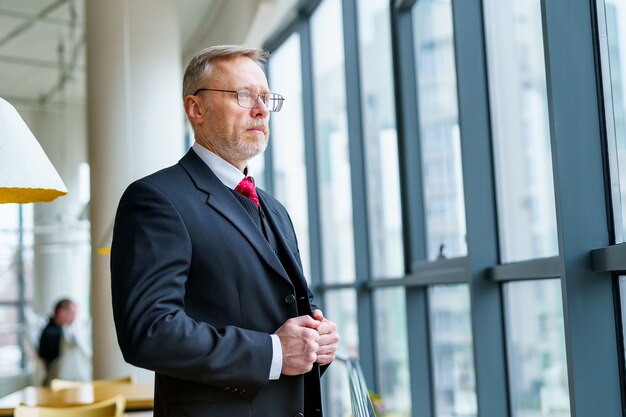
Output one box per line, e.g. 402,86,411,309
504,280,570,417
323,357,351,417
0,305,21,374
598,0,626,242
322,289,359,417
429,284,477,417
0,205,19,303
0,205,35,375
269,32,311,280
374,288,410,417
620,276,626,367
413,0,467,261
483,0,558,262
311,0,356,284
357,0,404,278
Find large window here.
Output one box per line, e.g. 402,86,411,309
597,0,626,378
413,0,467,261
310,0,355,285
357,0,403,278
264,0,623,414
429,284,476,417
323,289,359,417
483,1,569,415
504,280,569,417
0,204,33,375
374,288,410,417
483,0,558,263
269,33,312,279
599,0,626,242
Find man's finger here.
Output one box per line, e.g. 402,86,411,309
290,314,320,328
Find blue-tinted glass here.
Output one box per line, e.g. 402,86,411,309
357,0,404,278
414,0,467,261
311,0,356,284
269,33,311,280
483,0,558,262
504,280,570,417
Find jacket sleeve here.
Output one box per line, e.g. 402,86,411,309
110,179,272,397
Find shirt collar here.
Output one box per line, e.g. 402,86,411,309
192,142,248,190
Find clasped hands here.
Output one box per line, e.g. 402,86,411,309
275,310,339,376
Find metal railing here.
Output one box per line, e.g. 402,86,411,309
335,354,377,417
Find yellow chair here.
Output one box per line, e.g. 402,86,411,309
50,376,134,391
14,395,126,417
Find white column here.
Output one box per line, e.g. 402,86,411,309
86,0,184,381
27,106,89,319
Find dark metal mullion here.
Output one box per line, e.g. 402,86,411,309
591,243,626,272
541,0,621,415
316,282,360,292
488,256,560,281
391,4,434,417
452,0,510,416
341,0,376,390
368,273,466,288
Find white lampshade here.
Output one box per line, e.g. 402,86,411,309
0,97,68,204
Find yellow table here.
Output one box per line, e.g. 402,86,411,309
0,383,154,416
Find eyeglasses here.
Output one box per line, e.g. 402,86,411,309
194,88,285,112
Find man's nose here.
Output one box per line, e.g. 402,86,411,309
251,96,269,117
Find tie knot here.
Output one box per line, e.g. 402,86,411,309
235,176,259,207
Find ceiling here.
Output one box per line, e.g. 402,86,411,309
0,0,296,109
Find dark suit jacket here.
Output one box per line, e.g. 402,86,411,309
38,317,62,365
111,149,323,417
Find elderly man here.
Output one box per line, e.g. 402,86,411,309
111,45,338,417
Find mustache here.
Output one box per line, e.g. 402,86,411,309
245,121,269,134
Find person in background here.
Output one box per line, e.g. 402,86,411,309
111,45,339,417
37,298,76,385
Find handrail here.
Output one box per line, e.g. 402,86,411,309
335,354,377,417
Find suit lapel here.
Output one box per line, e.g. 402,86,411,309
178,150,291,283
258,194,309,293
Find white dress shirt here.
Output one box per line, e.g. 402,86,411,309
192,142,283,380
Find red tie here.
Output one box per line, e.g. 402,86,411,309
235,177,259,207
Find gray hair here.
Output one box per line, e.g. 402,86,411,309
182,45,269,100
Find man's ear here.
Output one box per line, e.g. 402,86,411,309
184,95,205,124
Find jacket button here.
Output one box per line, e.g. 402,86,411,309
284,294,296,304
294,413,304,417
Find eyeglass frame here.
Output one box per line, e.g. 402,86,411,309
193,88,285,112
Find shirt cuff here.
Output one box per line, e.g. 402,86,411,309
269,334,283,380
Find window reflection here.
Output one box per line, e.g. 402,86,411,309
483,0,558,262
620,277,626,362
374,288,411,417
322,289,359,417
504,280,570,417
598,0,626,242
429,284,477,417
311,0,356,284
357,0,404,278
413,0,467,261
269,33,311,280
0,204,33,375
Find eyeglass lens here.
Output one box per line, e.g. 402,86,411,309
238,91,283,112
